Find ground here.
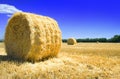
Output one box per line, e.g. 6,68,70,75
0,42,120,79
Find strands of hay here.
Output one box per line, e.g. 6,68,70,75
67,38,77,45
4,12,62,62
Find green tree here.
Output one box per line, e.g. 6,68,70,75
0,39,4,42
110,35,120,42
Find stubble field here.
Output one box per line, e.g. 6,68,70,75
0,42,120,79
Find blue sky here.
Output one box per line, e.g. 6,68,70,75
0,0,120,39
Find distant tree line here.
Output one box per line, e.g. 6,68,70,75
0,35,120,43
62,35,120,43
0,39,4,42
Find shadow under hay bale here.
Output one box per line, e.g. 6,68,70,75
0,55,9,61
0,55,25,63
0,54,52,64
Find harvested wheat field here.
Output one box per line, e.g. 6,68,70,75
0,42,120,79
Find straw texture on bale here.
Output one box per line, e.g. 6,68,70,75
5,12,62,62
67,38,77,45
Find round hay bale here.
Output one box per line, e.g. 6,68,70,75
4,12,62,62
67,38,77,45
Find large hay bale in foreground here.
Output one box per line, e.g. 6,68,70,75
5,12,62,62
67,38,77,45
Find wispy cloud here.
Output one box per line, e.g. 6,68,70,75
0,4,22,17
7,14,12,17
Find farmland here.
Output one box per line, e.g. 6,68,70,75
0,42,120,79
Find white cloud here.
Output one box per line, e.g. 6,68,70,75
7,14,12,17
0,4,22,17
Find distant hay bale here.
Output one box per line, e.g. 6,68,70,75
4,12,62,62
67,38,77,45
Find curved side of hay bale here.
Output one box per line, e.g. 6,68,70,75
5,12,62,61
67,38,77,45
